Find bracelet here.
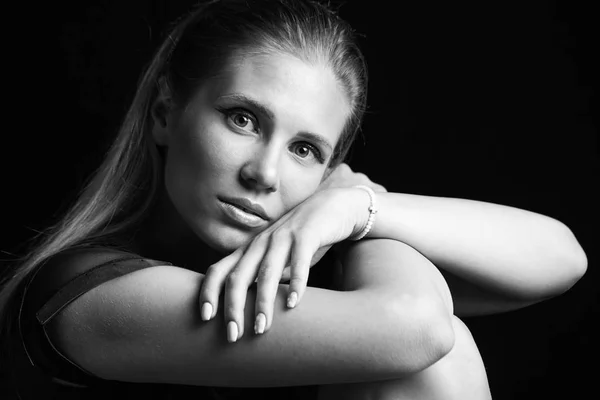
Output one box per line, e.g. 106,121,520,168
350,185,378,241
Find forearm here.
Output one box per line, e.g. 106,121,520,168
368,192,587,300
52,244,455,386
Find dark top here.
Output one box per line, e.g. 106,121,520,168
6,244,330,399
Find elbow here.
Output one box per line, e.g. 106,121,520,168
551,244,587,298
517,220,588,302
541,221,588,298
562,223,588,286
560,236,587,292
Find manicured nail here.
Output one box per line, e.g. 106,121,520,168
287,291,298,308
227,321,238,343
201,302,213,321
254,313,266,335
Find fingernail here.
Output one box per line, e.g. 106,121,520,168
201,302,213,321
227,321,238,343
254,313,266,335
287,291,298,308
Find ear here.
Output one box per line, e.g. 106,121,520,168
150,76,174,147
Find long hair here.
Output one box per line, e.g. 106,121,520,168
0,0,367,364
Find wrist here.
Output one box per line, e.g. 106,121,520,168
349,185,378,240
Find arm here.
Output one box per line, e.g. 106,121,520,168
47,239,454,387
369,192,588,315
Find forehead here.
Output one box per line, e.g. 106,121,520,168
205,52,351,144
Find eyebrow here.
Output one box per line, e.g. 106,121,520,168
296,132,333,153
216,93,334,153
217,93,275,120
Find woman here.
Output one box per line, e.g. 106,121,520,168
0,0,587,399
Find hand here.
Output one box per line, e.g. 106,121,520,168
198,187,368,343
277,164,387,281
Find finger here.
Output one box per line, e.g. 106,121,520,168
198,248,243,322
224,236,268,342
255,232,291,334
280,266,291,282
287,234,314,310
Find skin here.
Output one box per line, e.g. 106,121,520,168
149,51,381,341
150,49,587,344
49,239,460,387
151,52,350,255
44,44,582,398
43,50,497,399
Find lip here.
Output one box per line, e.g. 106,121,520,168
219,196,270,221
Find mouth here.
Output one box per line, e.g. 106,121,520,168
221,197,269,219
218,196,270,228
219,197,269,220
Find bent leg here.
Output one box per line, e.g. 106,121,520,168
317,316,491,400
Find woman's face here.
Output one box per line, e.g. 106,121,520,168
153,52,350,253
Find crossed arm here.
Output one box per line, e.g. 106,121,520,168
369,191,588,315
198,164,588,341
47,164,587,387
49,239,455,387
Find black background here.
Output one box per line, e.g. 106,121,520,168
2,1,598,399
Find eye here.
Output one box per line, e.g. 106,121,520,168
229,111,258,132
218,107,259,133
232,113,252,128
290,142,324,164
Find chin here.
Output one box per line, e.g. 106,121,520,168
198,224,255,255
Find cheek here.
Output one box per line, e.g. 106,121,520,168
163,126,232,214
280,165,324,210
169,124,233,182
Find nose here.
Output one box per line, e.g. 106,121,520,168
239,143,280,192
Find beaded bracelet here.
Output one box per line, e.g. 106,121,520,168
350,185,378,241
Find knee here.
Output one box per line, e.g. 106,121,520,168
317,317,491,400
318,380,397,400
